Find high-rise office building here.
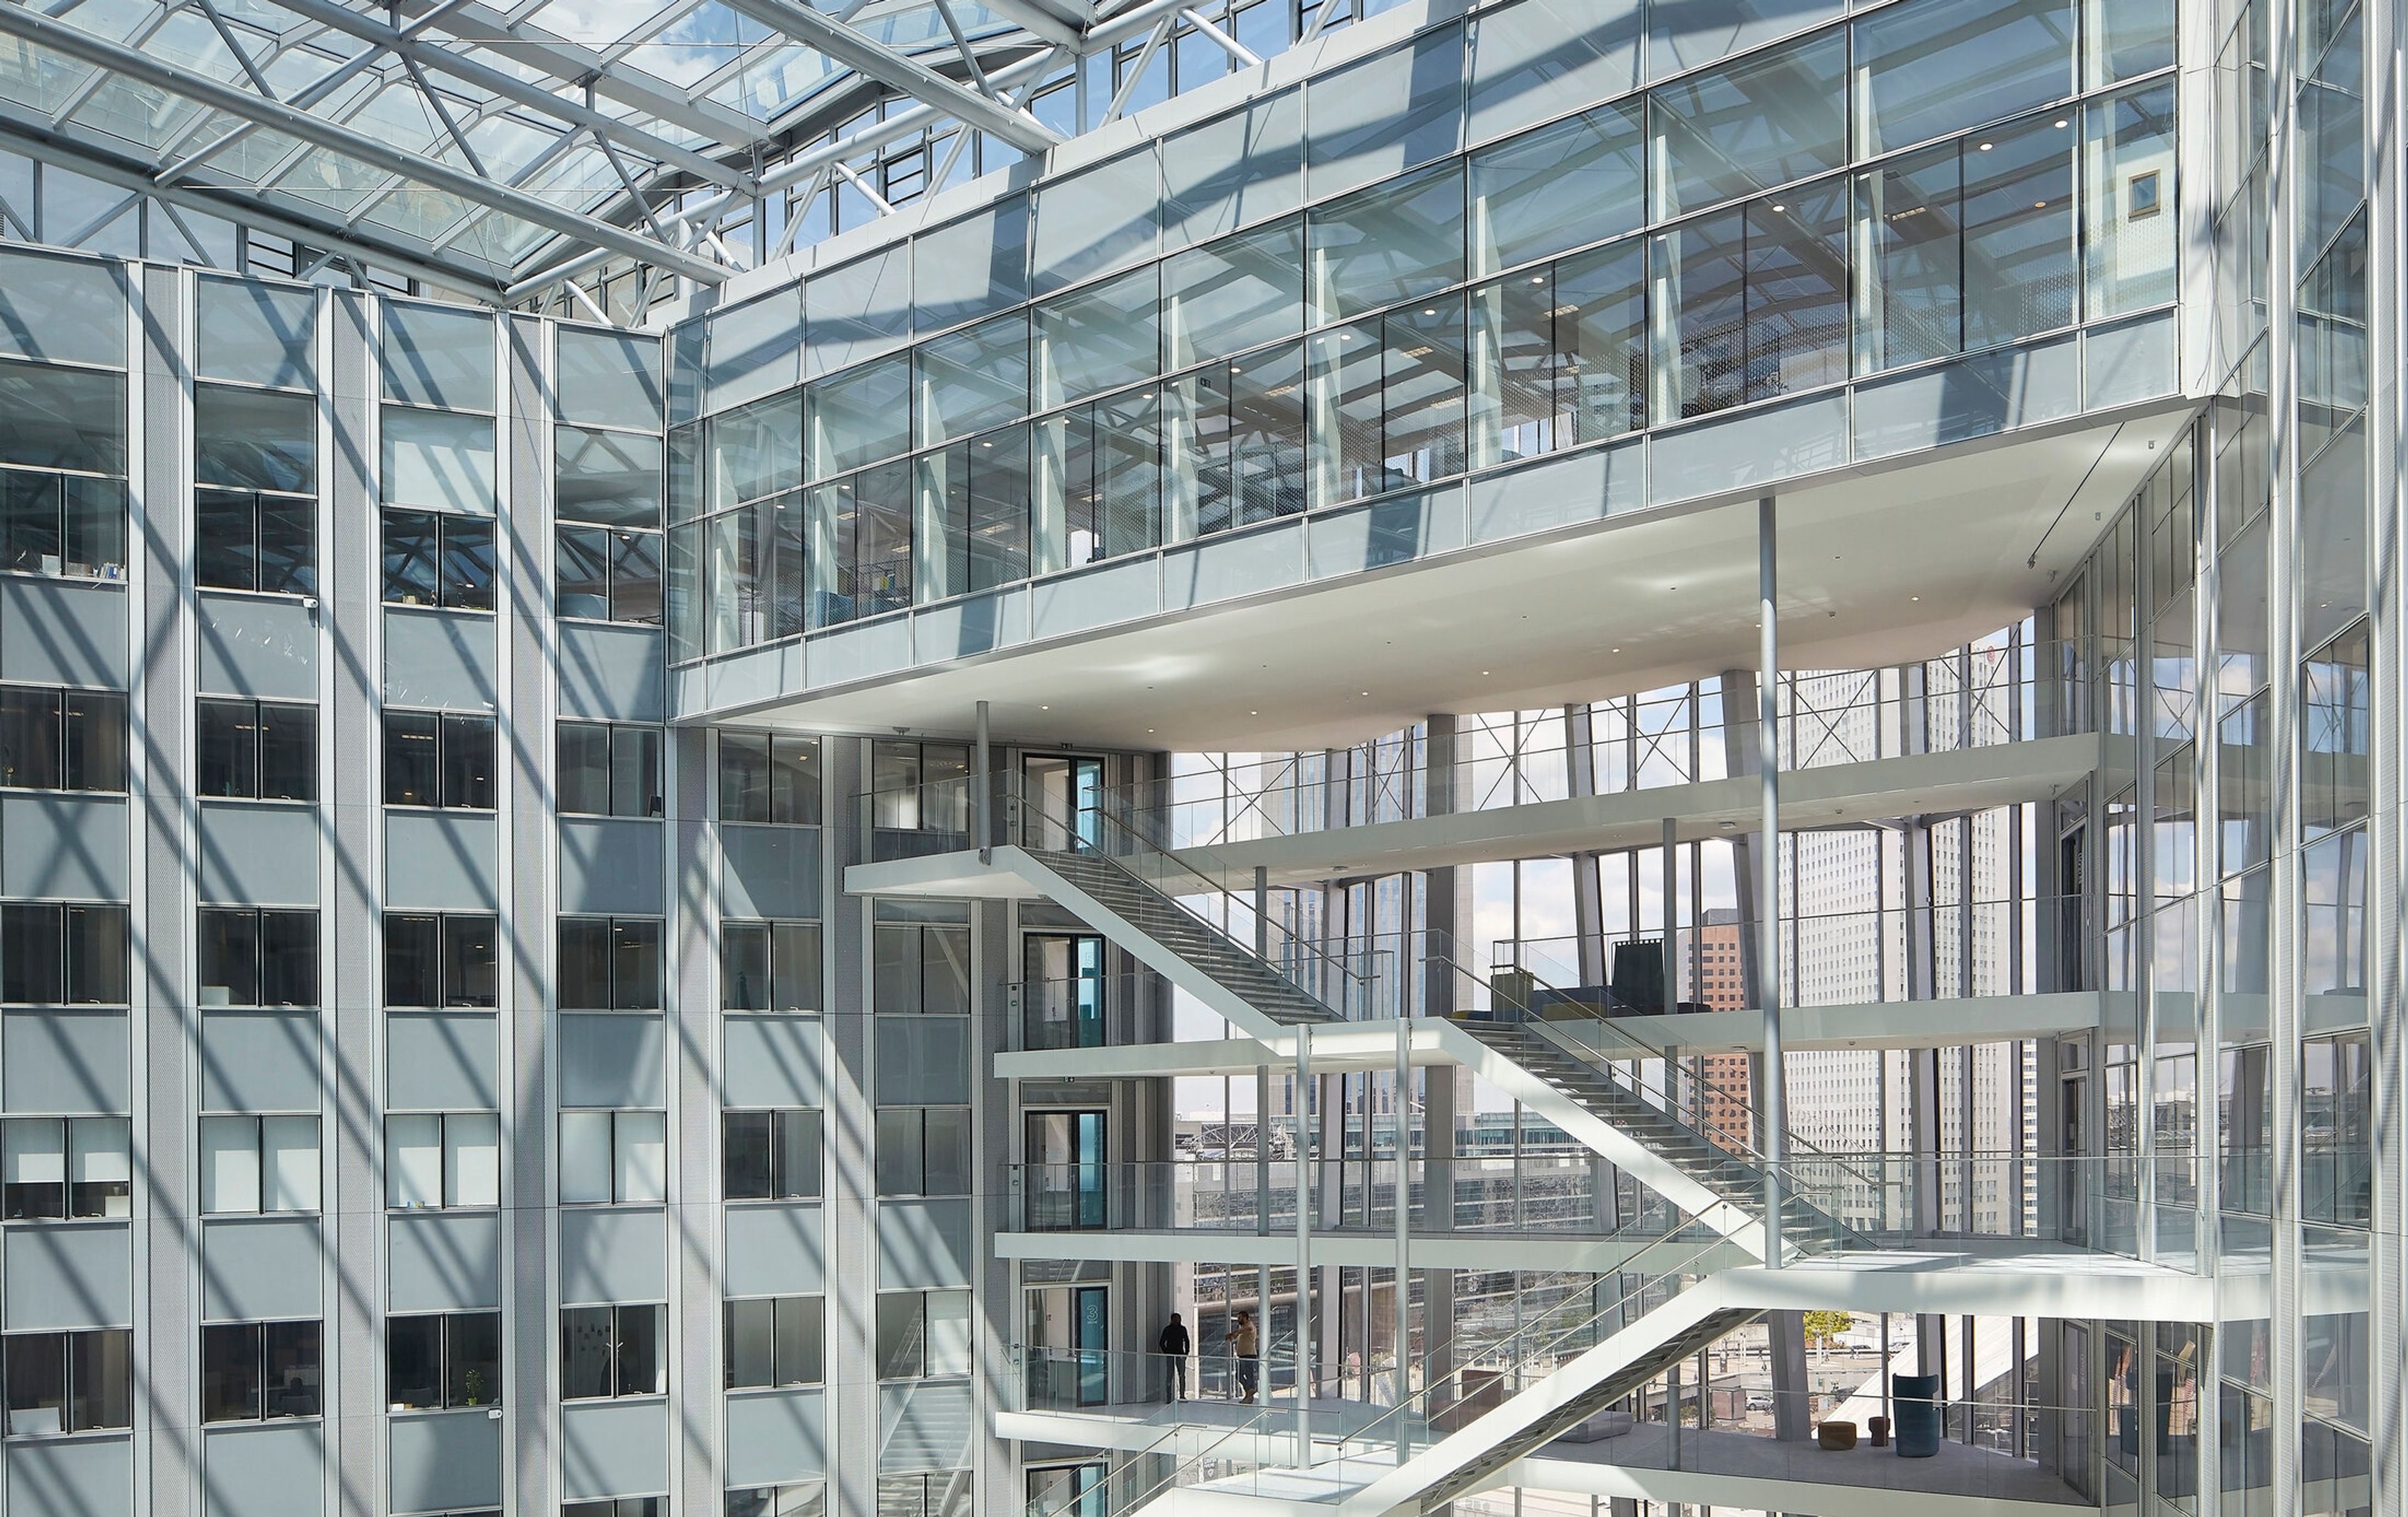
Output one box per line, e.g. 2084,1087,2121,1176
0,2,2382,1517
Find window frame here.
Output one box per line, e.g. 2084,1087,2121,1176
191,486,317,597
381,709,497,810
199,1318,322,1423
383,1111,502,1210
3,1327,134,1435
556,721,664,818
0,902,130,1006
557,916,665,1010
380,507,495,611
197,906,319,1008
722,1295,825,1390
557,1109,668,1205
720,920,824,1013
559,1302,668,1401
381,911,500,1009
0,1116,130,1221
197,1113,322,1215
386,1308,502,1410
0,684,127,794
721,1109,823,1202
196,697,317,801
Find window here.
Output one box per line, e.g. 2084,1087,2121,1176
717,732,821,823
557,426,663,625
721,922,821,1012
198,907,318,1007
874,924,971,1015
1,903,128,1005
201,1319,320,1422
557,722,662,817
727,1485,825,1517
381,509,494,610
197,699,315,800
724,1296,823,1388
4,1329,132,1434
383,913,498,1008
875,1292,972,1380
866,740,969,837
722,1110,821,1201
875,1474,971,1517
192,489,315,596
558,918,663,1010
385,1113,501,1209
388,1310,501,1409
1,1118,129,1219
568,1502,662,1517
559,1110,667,1204
0,471,126,580
198,1115,320,1214
874,1107,972,1197
0,685,126,792
560,1303,665,1399
2303,1032,2370,1228
383,711,496,808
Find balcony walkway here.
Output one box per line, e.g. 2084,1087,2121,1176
848,732,2113,900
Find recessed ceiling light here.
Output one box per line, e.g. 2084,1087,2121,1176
1771,204,1786,213
2054,119,2068,129
1040,704,1049,709
1911,595,1920,601
1977,142,1993,151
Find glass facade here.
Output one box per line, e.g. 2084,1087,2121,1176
0,3,2398,1517
665,0,2180,661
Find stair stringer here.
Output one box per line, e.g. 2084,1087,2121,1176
1338,1276,1760,1517
992,844,1311,1039
1424,1018,1765,1255
991,845,1765,1255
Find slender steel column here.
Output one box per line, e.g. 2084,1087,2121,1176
974,699,991,862
1294,1023,1314,1462
1395,1013,1412,1448
1758,495,1787,1265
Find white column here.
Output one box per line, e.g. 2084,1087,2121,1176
1758,495,1787,1264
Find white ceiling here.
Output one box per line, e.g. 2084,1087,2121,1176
734,403,2194,751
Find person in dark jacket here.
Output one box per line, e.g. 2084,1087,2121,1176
1158,1313,1192,1400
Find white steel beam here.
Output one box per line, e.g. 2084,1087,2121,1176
0,114,507,294
0,3,729,284
714,0,1060,153
261,0,754,191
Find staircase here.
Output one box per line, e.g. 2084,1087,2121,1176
1385,1301,1761,1517
1027,848,1345,1028
943,776,1872,1517
1135,1250,1761,1517
1454,1018,1860,1250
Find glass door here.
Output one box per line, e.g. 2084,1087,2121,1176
1022,755,1104,850
1026,1462,1106,1517
1023,933,1106,1049
1025,1109,1106,1230
2060,1066,2089,1244
1025,1286,1110,1409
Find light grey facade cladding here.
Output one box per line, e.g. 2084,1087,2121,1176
0,244,1106,1517
0,1,2393,1516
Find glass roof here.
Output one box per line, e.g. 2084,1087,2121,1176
0,0,1127,299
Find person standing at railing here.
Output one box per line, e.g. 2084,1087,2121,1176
1231,1311,1260,1403
1158,1313,1191,1401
